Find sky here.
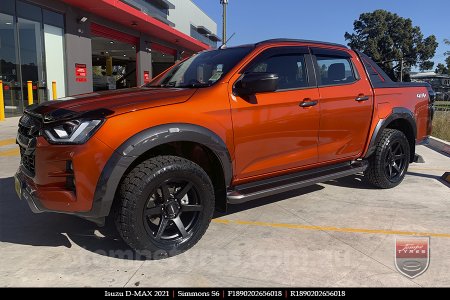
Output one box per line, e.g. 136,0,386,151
192,0,449,68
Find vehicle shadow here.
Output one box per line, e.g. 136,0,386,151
425,145,450,159
214,184,325,217
0,176,137,260
321,173,377,190
0,174,368,261
407,171,450,187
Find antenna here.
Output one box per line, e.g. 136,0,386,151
219,32,236,49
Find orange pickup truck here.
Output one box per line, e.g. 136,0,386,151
15,39,434,259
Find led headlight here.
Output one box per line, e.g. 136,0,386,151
44,119,103,144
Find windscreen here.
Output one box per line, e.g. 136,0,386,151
147,46,253,88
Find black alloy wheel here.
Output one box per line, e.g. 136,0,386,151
115,156,214,259
364,129,410,189
143,179,203,244
384,140,408,183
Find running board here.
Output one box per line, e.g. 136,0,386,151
227,161,368,204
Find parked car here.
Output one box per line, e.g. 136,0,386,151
15,39,435,259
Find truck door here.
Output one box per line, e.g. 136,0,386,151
311,48,374,162
229,47,320,180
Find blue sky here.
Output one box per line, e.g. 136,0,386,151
193,0,449,68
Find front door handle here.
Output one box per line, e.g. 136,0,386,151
299,100,318,108
355,95,370,102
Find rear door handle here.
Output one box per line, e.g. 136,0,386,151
355,95,370,102
299,100,318,108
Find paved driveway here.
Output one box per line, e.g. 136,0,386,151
1,117,449,287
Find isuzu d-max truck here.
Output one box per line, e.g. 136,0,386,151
15,39,434,259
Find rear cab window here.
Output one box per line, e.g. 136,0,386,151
311,48,359,87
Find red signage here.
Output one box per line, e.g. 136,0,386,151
144,71,150,83
75,63,87,82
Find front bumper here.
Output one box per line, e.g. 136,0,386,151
14,171,43,214
14,170,106,225
15,135,115,219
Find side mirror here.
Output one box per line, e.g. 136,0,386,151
234,72,279,97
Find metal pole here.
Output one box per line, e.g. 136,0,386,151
221,0,228,46
400,57,404,82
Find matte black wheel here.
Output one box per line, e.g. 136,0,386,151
143,178,202,244
115,156,214,259
364,129,410,189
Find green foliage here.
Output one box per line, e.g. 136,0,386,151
345,10,438,81
435,63,448,74
444,39,450,74
420,61,434,71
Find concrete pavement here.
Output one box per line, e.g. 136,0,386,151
1,117,449,287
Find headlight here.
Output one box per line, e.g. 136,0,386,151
44,119,103,144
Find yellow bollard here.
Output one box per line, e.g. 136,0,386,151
52,81,57,100
27,81,33,105
0,80,5,121
106,56,113,76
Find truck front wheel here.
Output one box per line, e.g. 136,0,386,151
364,129,410,189
115,156,215,259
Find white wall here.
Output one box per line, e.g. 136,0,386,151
44,24,66,99
168,0,217,36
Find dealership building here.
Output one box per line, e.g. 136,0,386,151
0,0,219,117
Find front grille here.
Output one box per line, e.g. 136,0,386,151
19,148,36,175
17,113,42,176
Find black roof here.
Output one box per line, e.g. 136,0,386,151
256,39,348,49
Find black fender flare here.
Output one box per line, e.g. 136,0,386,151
364,107,417,160
86,123,233,218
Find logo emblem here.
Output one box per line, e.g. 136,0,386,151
395,237,430,278
416,93,427,99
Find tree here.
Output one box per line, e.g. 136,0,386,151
345,10,438,81
420,61,435,71
445,39,450,74
436,63,448,75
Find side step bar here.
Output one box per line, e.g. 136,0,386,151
227,160,368,204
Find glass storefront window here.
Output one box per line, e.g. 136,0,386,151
0,12,22,117
0,1,65,117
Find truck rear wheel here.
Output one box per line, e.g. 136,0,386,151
364,129,410,189
115,155,214,259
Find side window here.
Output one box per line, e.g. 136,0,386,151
315,56,357,86
248,54,308,90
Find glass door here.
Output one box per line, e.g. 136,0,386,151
18,17,46,106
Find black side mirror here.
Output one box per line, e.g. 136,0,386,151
234,72,279,96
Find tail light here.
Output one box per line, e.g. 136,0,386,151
428,88,436,104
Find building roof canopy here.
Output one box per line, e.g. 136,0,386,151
61,0,209,52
